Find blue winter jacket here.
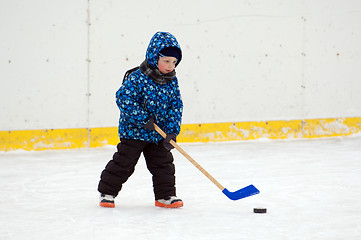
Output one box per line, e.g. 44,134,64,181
116,32,183,143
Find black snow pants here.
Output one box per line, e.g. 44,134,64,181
98,139,176,200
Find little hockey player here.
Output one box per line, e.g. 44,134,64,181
98,32,184,208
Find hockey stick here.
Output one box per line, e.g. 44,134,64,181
154,124,260,200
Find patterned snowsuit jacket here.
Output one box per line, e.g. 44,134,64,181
116,32,183,143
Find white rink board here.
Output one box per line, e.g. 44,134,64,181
1,0,361,131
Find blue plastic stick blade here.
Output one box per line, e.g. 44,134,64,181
222,185,260,200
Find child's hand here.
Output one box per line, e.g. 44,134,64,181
143,118,155,130
163,134,176,150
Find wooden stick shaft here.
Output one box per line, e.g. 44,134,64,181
154,124,225,191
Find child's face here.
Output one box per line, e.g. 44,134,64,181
158,56,177,74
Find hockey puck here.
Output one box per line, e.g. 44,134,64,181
253,208,267,214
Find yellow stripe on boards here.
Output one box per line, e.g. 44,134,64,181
178,118,361,142
89,127,119,148
0,117,360,151
0,128,90,151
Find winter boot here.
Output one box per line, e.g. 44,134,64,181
99,194,115,208
155,196,183,208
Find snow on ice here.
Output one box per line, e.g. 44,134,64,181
1,135,361,240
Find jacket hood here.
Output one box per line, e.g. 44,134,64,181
145,32,182,69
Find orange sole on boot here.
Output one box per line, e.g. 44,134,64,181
99,202,115,208
155,200,183,208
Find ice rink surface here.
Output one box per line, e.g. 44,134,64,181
1,135,361,240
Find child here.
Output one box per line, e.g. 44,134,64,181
98,32,184,208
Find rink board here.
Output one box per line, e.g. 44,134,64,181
1,117,360,151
